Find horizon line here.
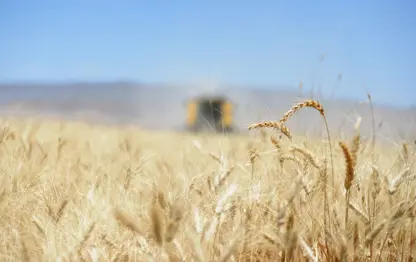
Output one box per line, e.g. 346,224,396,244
0,80,414,109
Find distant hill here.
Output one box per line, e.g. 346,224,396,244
0,82,414,144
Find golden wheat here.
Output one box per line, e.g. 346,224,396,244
350,133,360,169
248,121,292,140
339,140,356,233
0,116,413,261
339,141,354,191
254,99,334,249
279,99,325,124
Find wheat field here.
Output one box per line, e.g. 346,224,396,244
0,100,414,262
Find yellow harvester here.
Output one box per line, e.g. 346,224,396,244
185,95,235,133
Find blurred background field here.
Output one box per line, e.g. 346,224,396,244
0,82,415,144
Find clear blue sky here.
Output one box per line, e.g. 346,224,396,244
0,0,415,107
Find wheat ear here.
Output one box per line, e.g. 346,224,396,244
339,141,354,230
248,121,292,140
279,99,325,124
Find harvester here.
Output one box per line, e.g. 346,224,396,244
185,95,235,133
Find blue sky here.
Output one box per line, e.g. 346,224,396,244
0,0,415,107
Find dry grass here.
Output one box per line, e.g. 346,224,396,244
0,100,415,262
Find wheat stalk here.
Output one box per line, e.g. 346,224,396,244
113,208,144,235
278,99,334,247
350,133,360,169
150,205,164,246
289,146,321,169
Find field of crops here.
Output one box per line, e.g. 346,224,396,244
0,100,414,261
